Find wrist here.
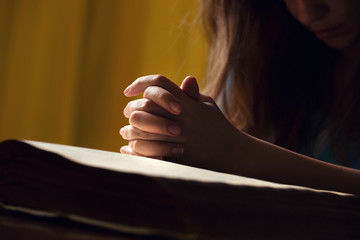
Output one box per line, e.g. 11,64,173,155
216,127,253,176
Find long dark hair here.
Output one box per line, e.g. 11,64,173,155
200,0,360,166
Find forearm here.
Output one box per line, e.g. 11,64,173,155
229,131,360,195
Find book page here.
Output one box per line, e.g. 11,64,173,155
24,140,349,195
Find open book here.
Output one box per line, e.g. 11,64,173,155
0,139,359,239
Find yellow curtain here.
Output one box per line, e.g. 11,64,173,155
0,0,207,151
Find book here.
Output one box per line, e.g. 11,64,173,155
0,139,359,239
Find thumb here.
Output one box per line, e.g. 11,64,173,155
180,76,200,100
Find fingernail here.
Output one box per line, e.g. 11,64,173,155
124,85,131,95
120,127,127,137
168,124,181,136
169,101,182,114
120,146,130,154
171,146,184,156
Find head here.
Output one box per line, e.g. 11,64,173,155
200,0,335,137
200,0,359,165
283,0,360,50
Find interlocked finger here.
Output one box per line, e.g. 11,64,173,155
120,125,175,142
124,75,184,100
120,145,164,160
129,140,184,158
143,86,182,115
129,111,181,137
124,98,172,119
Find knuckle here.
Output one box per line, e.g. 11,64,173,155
123,102,131,117
141,98,153,110
119,127,127,138
152,74,166,85
131,140,140,151
129,111,142,125
138,130,149,139
143,87,150,97
143,86,154,98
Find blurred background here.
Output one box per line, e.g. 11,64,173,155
0,0,207,151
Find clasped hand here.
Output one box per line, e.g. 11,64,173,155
120,75,243,171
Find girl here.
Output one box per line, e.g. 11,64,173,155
120,0,360,195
